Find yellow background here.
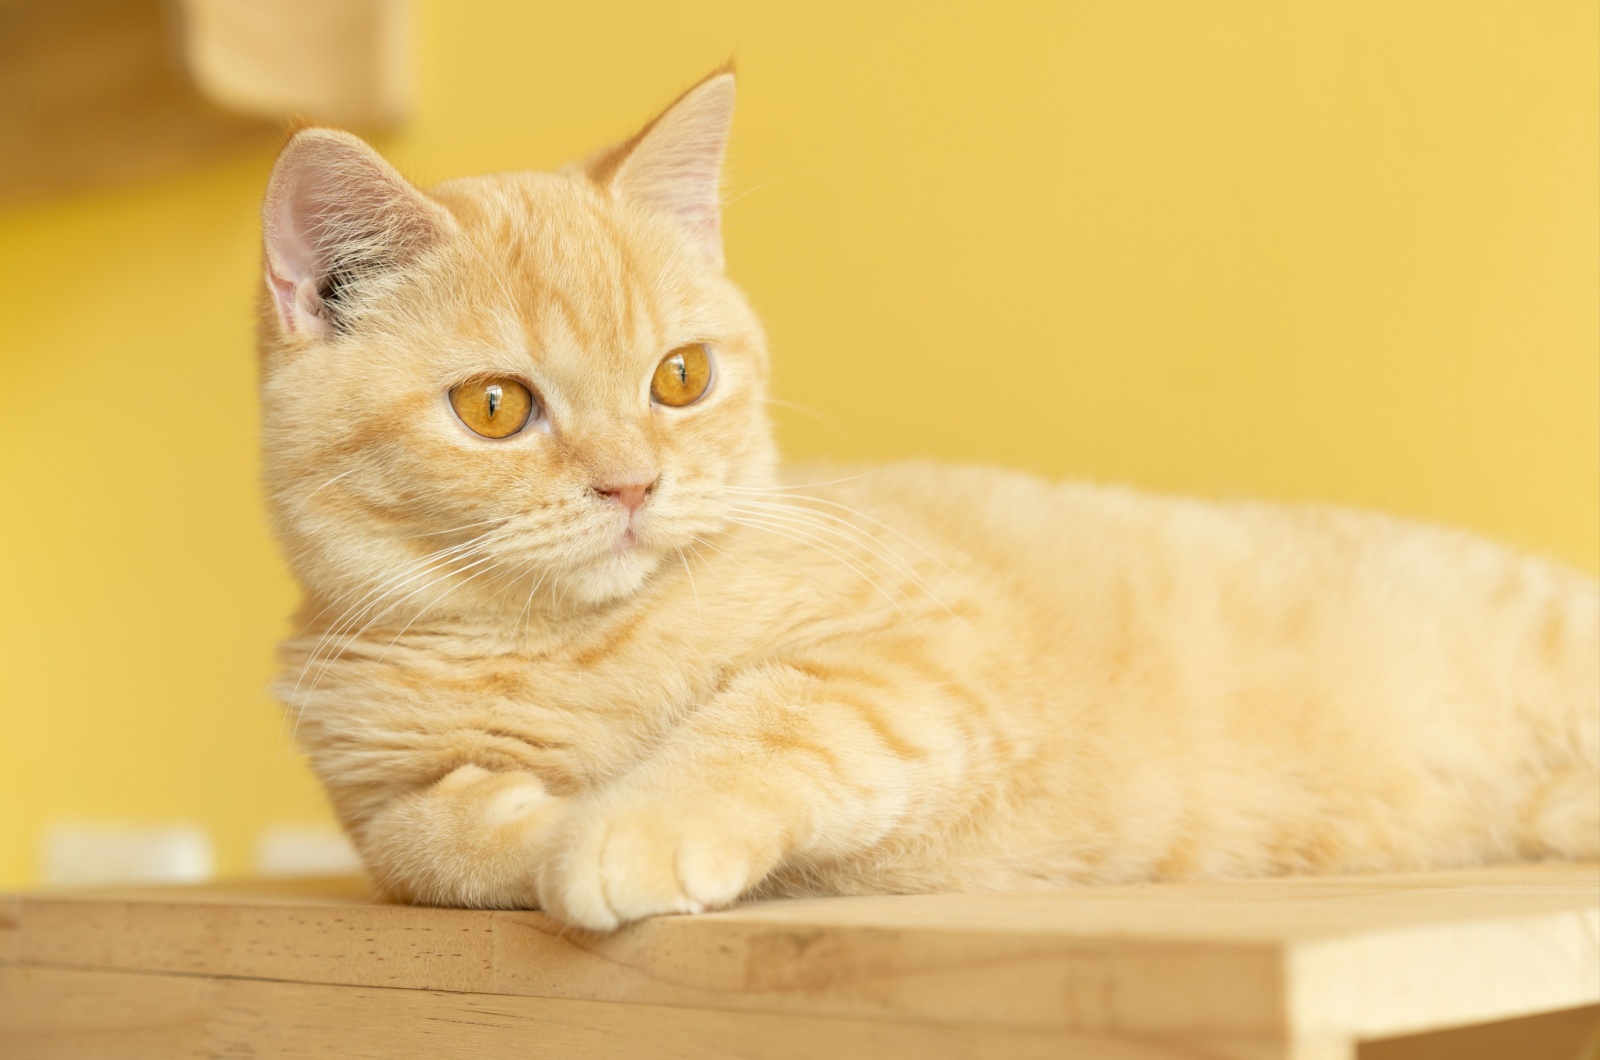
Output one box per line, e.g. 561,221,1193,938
1,1,1595,888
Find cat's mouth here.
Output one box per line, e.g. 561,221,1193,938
604,508,658,557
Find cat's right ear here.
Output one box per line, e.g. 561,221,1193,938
262,128,448,340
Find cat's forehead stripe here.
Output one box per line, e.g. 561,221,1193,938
445,179,666,369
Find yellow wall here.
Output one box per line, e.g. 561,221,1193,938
1,0,1594,887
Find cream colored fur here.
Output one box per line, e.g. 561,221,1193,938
259,72,1599,931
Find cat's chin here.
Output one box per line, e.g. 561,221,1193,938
558,546,667,609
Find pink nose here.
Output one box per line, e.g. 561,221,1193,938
594,478,656,515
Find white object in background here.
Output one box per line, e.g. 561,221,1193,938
254,824,363,878
41,823,215,887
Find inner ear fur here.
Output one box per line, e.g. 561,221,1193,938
589,67,736,270
262,128,450,339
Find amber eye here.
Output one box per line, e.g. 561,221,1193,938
449,376,534,438
650,343,713,407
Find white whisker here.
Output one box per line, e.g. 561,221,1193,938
727,514,910,619
725,500,948,605
377,560,509,663
678,547,701,615
764,398,854,439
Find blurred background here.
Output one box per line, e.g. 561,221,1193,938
0,0,1594,890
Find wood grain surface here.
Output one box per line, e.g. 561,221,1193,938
2,863,1596,1059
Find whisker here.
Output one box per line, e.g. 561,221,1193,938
289,520,510,639
724,500,946,601
727,514,910,618
299,467,358,506
293,528,504,661
687,533,763,578
289,543,507,733
764,398,854,440
729,465,902,492
726,489,952,568
285,535,493,715
677,547,701,615
410,515,513,538
724,499,968,628
292,549,503,734
516,566,550,644
376,560,509,663
719,204,786,234
716,172,799,219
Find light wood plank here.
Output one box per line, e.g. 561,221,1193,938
3,864,1594,1053
7,890,494,991
1290,906,1599,1039
3,891,1290,1035
0,966,208,1060
1358,1005,1600,1060
0,966,1331,1060
707,863,1600,940
0,896,18,964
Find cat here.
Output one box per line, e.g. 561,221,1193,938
259,69,1599,931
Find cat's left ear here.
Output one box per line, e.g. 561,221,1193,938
592,68,735,270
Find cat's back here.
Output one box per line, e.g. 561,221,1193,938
786,460,1597,872
798,458,1594,614
788,459,1597,733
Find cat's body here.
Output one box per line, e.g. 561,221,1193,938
261,72,1598,930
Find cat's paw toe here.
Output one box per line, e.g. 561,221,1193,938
675,837,752,909
529,808,612,930
535,799,767,931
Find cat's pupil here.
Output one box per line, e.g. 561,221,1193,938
674,357,687,385
486,385,502,418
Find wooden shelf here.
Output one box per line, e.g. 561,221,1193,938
2,863,1596,1058
0,0,408,208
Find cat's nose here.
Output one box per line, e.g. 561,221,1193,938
593,476,658,516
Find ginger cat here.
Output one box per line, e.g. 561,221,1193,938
260,70,1599,930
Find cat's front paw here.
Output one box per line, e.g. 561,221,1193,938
364,764,565,908
534,792,781,931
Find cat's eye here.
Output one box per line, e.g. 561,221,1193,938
449,376,534,438
650,343,713,407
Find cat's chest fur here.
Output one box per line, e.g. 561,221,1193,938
279,477,1012,826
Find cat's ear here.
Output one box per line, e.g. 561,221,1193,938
262,128,449,339
592,68,736,270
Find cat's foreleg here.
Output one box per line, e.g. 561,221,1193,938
533,660,965,931
356,764,567,908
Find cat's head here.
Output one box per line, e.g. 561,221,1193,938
258,71,775,616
